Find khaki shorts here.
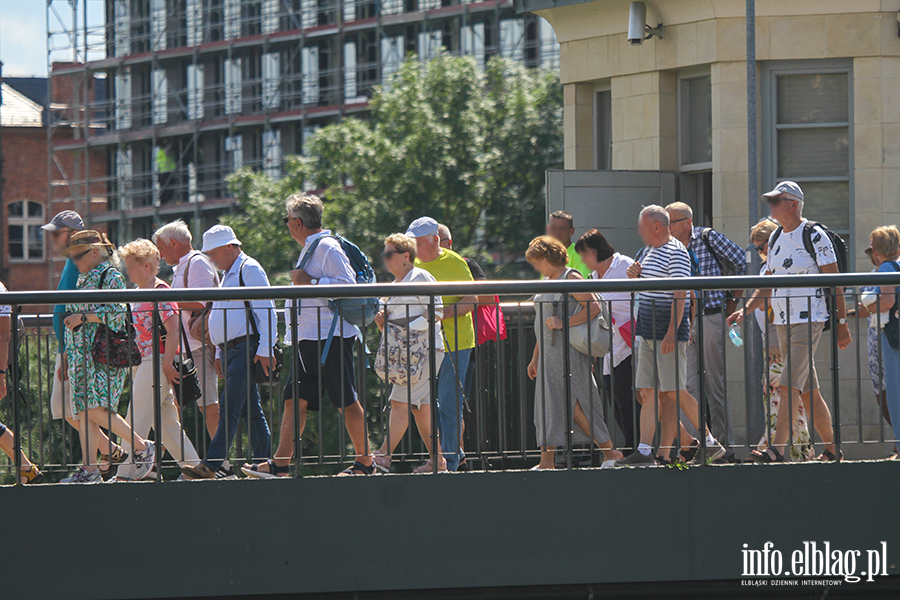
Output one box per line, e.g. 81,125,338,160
775,322,824,393
50,354,79,421
194,346,220,407
634,338,688,393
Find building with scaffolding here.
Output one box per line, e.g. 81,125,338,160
46,0,559,249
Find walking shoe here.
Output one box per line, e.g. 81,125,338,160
180,463,216,480
60,467,102,484
131,441,156,481
614,451,655,467
216,466,238,479
412,458,448,474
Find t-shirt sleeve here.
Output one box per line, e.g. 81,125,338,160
0,283,10,316
669,247,692,278
187,255,219,288
466,258,487,281
809,225,837,267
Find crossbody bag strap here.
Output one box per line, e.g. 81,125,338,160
238,260,261,339
178,315,194,361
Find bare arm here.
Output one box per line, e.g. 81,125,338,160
441,295,477,321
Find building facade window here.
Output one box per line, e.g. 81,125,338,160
8,200,45,262
762,60,852,238
678,72,712,227
594,88,611,170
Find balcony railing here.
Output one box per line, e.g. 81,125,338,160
2,272,899,484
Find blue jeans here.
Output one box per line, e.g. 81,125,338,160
437,347,472,471
205,339,271,470
881,331,900,445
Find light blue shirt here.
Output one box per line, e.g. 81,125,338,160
53,259,80,353
208,252,276,359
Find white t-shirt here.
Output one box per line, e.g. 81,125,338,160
766,219,836,325
171,250,219,351
591,252,634,372
384,267,444,351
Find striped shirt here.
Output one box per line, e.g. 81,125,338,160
636,237,692,341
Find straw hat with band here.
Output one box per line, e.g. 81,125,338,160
62,230,116,258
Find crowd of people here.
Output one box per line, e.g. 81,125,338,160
1,180,898,483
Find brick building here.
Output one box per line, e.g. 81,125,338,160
0,72,107,299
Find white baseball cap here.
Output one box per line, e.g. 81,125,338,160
762,181,804,202
201,224,242,252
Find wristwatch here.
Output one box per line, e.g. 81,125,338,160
310,278,318,285
838,317,848,325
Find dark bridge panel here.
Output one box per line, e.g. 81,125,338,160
4,463,899,599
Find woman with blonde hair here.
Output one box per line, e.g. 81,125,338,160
117,239,201,480
749,219,813,460
372,234,446,473
525,235,624,469
61,231,155,483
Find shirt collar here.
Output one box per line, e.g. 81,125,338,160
224,252,247,277
304,230,331,247
177,250,196,267
690,226,702,241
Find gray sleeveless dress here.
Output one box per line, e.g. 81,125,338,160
533,268,612,448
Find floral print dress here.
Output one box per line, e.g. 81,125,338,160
65,262,128,414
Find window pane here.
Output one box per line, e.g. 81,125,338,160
595,90,611,170
777,73,848,124
8,202,23,217
28,226,44,259
8,225,23,258
682,76,712,165
795,180,850,232
27,201,43,218
777,127,849,178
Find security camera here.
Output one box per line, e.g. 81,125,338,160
628,1,664,46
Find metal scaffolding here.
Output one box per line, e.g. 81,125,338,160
46,0,559,244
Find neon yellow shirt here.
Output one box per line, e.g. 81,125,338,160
567,243,590,278
415,248,476,352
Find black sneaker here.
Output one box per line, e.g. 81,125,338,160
680,439,699,463
215,466,238,479
614,451,655,467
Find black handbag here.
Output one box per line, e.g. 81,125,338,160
239,261,283,384
172,317,203,406
884,261,900,351
90,270,142,368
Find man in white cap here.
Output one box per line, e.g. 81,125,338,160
406,216,477,472
729,181,851,463
181,225,274,479
42,211,121,476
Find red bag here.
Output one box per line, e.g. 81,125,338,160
616,319,634,349
476,296,507,345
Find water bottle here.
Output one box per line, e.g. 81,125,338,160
728,323,744,347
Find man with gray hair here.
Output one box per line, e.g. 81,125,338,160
155,219,221,440
616,205,726,466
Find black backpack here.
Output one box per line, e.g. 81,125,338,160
769,221,848,330
698,228,741,277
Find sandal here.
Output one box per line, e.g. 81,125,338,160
654,455,672,466
372,451,391,474
817,449,843,462
338,460,375,476
20,464,42,485
414,458,448,474
241,459,290,479
99,446,129,480
747,446,783,463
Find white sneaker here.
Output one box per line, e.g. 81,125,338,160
131,441,156,481
61,467,102,484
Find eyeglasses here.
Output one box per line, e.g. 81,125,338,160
754,244,767,254
439,237,451,243
669,217,690,225
282,216,296,224
71,249,93,262
381,250,403,259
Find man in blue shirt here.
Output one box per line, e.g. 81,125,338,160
43,211,118,472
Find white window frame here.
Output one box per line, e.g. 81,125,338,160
302,46,320,105
224,0,241,39
262,52,281,110
187,64,204,120
114,0,130,58
150,0,167,51
7,200,45,262
151,68,168,125
381,35,405,85
761,59,854,240
186,0,203,46
115,69,133,130
225,58,243,115
263,128,283,180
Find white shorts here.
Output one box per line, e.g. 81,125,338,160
389,352,443,408
50,354,79,421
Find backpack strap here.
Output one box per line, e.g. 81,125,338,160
800,221,821,267
238,260,261,340
297,234,330,271
699,227,728,275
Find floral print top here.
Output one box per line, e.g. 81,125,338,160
65,261,127,334
131,281,179,358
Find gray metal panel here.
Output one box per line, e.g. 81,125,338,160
545,169,676,258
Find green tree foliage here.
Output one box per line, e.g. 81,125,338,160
224,53,562,279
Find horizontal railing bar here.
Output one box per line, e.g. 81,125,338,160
4,272,900,306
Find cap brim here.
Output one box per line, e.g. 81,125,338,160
201,239,240,252
41,223,60,231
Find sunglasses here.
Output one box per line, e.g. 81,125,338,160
381,250,404,259
282,216,296,224
669,217,690,225
71,249,93,261
754,244,767,254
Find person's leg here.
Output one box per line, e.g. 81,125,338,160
380,400,410,455
86,407,148,453
205,345,250,470
880,331,900,445
245,377,271,462
271,399,307,464
154,362,200,465
120,362,154,461
657,392,678,460
436,348,471,471
685,318,701,402
703,313,734,455
199,349,221,438
410,405,445,467
339,401,373,466
637,388,658,446
610,356,639,452
573,400,623,461
0,426,34,470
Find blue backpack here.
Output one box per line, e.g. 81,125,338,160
298,233,378,363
